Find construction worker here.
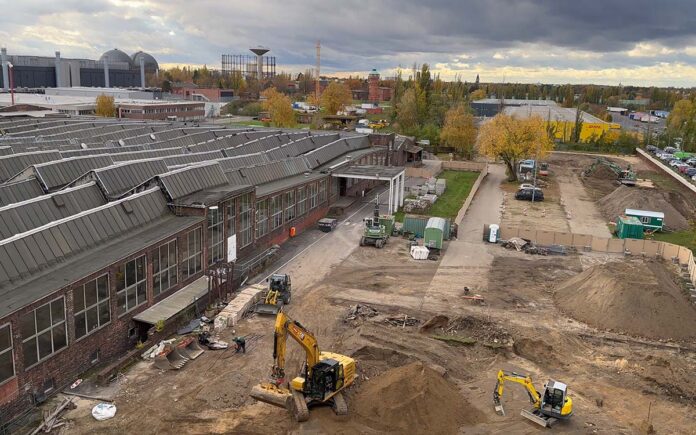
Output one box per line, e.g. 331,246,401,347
233,336,246,353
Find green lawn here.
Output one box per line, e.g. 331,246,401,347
649,228,696,253
394,170,479,221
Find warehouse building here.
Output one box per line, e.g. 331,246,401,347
502,105,621,142
471,98,558,117
0,119,404,421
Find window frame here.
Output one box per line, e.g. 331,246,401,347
73,273,111,341
207,206,225,266
238,193,253,248
116,255,147,316
285,190,296,223
270,195,283,230
153,240,178,297
308,182,318,209
318,179,327,204
296,186,307,216
20,296,68,370
255,198,269,239
0,323,15,385
182,227,203,280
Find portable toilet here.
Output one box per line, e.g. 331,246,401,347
488,224,500,243
424,217,446,249
624,209,664,232
616,216,644,239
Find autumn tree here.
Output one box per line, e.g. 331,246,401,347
395,88,419,134
477,114,554,181
667,99,696,150
469,89,486,101
320,82,352,114
95,95,116,117
261,88,296,128
440,104,477,159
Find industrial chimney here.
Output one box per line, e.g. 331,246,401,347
55,51,62,87
250,46,269,81
103,55,110,88
1,48,8,91
139,56,145,88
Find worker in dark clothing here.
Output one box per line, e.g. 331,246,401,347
233,336,246,353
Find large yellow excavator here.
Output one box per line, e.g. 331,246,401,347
250,312,356,421
493,370,573,428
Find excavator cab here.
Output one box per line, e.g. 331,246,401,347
305,359,344,401
541,381,570,418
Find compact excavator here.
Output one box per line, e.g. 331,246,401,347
249,312,356,421
493,370,573,428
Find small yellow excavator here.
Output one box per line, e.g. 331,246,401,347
250,312,357,421
254,274,292,315
493,370,573,428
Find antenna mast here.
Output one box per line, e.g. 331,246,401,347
315,40,321,102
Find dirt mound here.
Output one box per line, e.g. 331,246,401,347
352,362,486,433
420,314,449,332
591,164,621,180
513,338,563,367
597,185,692,231
554,261,696,341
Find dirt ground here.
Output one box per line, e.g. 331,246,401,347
54,159,696,435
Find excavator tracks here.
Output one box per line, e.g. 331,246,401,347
291,390,309,422
331,391,348,416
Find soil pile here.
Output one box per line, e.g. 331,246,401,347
554,261,696,341
352,361,486,433
591,164,621,180
597,185,692,230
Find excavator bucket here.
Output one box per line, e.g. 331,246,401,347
521,409,556,428
250,384,292,409
178,338,205,359
254,303,281,315
154,346,189,370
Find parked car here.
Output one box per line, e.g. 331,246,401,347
646,145,657,152
685,168,696,177
652,147,664,155
669,160,682,167
686,158,696,166
515,188,544,202
677,163,691,173
664,146,677,154
692,174,696,182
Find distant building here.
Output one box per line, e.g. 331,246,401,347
619,98,650,107
117,101,205,121
471,98,558,117
171,83,235,102
502,105,621,142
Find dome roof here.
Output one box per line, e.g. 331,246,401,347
131,51,159,71
99,48,132,66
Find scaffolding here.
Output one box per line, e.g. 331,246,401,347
221,54,276,79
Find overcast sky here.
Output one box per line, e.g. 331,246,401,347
2,0,696,86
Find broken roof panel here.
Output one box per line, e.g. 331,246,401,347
74,159,169,199
0,182,106,240
158,162,229,201
17,155,115,192
0,178,45,206
0,150,62,182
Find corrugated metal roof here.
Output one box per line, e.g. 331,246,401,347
0,182,106,240
0,178,45,206
110,147,185,162
426,217,447,232
216,153,270,172
158,162,229,201
88,160,168,199
0,188,168,286
0,147,13,156
0,150,62,182
163,151,225,167
60,144,146,158
225,157,311,186
25,155,115,191
303,136,370,169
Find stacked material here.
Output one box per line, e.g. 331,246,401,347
410,245,430,260
215,283,266,330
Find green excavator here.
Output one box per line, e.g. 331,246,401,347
583,157,636,186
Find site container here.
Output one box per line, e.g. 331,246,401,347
616,216,644,239
424,217,447,249
624,208,664,232
403,215,452,239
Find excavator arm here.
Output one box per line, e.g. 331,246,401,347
493,370,541,415
271,311,321,385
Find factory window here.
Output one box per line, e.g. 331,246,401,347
74,274,111,339
21,297,67,368
116,256,147,315
0,324,15,383
271,195,283,230
309,183,318,209
256,199,269,239
182,227,202,280
318,180,327,204
297,187,307,216
227,200,236,237
239,194,253,248
285,190,296,223
208,206,225,265
153,240,178,297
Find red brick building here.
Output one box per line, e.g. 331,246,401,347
171,83,235,102
117,101,205,121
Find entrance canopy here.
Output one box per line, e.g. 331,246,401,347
332,165,405,214
134,276,209,325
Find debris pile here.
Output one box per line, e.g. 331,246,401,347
32,397,75,434
554,261,696,341
345,304,379,323
597,185,694,231
502,237,569,256
383,314,420,327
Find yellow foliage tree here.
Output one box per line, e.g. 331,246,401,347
95,94,116,117
477,113,554,180
469,89,486,101
261,88,296,128
440,105,477,159
320,82,352,115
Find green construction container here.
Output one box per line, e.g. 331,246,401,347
379,215,395,236
616,216,644,239
424,217,447,249
403,215,451,239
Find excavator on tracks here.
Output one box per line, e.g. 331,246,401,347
493,370,573,428
249,312,357,421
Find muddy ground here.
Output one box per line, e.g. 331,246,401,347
53,159,696,435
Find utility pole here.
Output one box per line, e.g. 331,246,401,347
315,40,321,103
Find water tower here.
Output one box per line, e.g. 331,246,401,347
250,46,270,80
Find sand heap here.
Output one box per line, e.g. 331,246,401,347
554,261,696,341
353,362,486,434
597,185,692,231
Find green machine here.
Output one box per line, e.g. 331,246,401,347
360,202,394,249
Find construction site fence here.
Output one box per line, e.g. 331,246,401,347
498,225,696,286
636,147,696,196
405,160,488,178
441,161,488,172
455,164,489,225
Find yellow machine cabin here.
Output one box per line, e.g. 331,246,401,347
250,312,356,421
